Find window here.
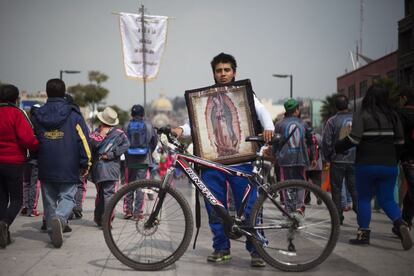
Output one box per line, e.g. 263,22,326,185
359,80,367,98
348,84,355,101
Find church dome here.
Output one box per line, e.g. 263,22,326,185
151,95,173,112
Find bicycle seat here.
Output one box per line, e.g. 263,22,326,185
245,133,282,145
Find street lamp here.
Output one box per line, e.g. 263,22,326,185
272,74,293,98
59,70,81,80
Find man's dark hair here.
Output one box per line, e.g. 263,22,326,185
399,86,414,105
0,84,19,104
335,94,349,111
46,78,66,98
131,104,145,117
210,52,237,73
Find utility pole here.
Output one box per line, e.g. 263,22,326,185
139,4,147,108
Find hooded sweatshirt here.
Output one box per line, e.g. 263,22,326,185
32,98,91,183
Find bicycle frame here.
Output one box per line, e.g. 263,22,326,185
144,130,296,238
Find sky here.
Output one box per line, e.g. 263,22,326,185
0,0,404,110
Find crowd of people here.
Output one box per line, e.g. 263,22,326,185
0,53,413,269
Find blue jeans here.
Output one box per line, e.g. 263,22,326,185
201,164,257,253
355,164,401,229
341,179,352,209
330,163,358,218
41,182,77,229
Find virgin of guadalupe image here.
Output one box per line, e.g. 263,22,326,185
205,93,241,157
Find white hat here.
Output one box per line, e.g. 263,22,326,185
97,107,119,126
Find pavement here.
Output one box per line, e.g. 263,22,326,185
1,179,414,276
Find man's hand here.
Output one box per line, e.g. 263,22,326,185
262,129,274,143
171,127,183,138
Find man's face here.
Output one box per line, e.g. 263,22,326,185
214,62,235,84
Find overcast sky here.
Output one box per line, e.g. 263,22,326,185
0,0,403,110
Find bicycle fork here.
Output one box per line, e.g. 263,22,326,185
144,167,175,229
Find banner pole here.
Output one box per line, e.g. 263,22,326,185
140,4,147,108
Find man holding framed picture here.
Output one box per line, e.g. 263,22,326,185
173,52,274,267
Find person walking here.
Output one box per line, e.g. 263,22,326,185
322,94,358,225
89,106,129,227
274,99,317,215
0,84,39,248
173,53,274,267
124,104,157,220
32,78,91,248
335,83,412,250
396,87,414,234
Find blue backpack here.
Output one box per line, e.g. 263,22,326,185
127,119,149,155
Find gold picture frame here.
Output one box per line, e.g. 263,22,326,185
185,79,260,164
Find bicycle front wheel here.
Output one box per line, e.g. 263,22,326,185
250,180,340,272
102,179,194,271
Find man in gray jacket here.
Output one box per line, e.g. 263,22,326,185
322,94,358,225
89,107,130,227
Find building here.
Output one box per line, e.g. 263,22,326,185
337,51,398,105
398,0,414,86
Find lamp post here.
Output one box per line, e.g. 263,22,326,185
59,70,81,80
272,74,293,98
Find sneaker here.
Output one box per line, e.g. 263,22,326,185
94,217,102,227
123,212,133,220
72,207,83,219
0,221,8,248
20,207,28,215
40,220,47,232
207,250,231,263
63,225,72,233
28,210,41,217
250,252,266,267
133,214,145,221
50,218,63,248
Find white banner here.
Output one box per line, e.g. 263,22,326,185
119,12,168,80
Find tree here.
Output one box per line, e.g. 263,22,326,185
320,93,337,124
172,96,186,110
67,71,109,110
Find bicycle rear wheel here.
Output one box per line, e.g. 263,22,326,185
102,180,194,270
250,180,340,272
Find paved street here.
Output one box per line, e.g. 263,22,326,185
1,179,413,276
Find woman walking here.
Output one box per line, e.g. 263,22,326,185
336,83,412,250
0,84,39,248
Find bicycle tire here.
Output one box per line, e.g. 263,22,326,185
250,180,340,272
102,179,194,270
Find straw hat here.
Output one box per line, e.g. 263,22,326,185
97,106,119,126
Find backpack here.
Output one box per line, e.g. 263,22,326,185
127,119,149,155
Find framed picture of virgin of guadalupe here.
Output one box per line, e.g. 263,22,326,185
184,79,261,165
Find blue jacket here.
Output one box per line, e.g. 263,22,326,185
32,98,92,183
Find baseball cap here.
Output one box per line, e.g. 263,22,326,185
284,98,299,111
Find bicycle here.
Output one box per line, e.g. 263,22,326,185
102,127,340,272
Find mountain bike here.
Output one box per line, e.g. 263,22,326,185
102,127,340,272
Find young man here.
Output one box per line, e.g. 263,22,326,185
173,53,274,267
273,99,317,214
124,104,157,220
322,94,358,225
32,79,91,248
